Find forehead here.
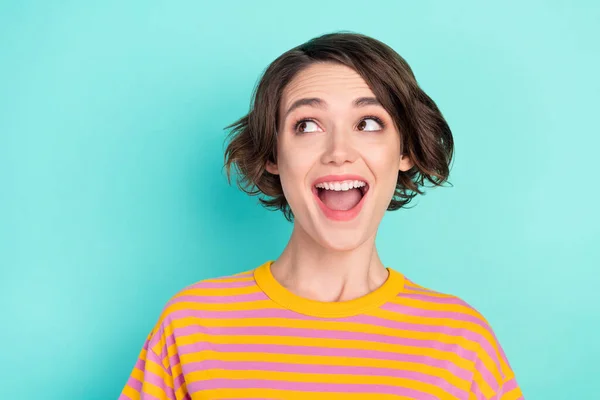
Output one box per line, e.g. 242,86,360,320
280,62,375,109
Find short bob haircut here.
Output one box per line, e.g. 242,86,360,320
224,31,454,222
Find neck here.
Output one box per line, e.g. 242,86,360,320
271,223,389,302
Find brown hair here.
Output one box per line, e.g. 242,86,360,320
223,31,454,222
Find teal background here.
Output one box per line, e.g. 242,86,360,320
1,0,598,398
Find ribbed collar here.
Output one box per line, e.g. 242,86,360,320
253,260,405,318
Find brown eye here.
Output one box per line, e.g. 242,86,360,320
295,120,319,134
357,117,384,132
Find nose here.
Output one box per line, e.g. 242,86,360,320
320,127,357,166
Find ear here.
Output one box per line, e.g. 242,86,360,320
265,160,279,175
399,154,414,172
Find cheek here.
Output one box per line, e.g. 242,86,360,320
365,144,401,175
277,144,318,199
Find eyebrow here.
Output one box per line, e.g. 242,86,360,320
283,96,382,119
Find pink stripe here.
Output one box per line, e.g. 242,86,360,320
173,364,186,393
468,378,486,400
496,336,513,373
143,366,172,396
175,325,475,358
403,281,441,294
165,307,500,383
381,302,493,331
186,379,438,399
473,350,500,393
398,292,470,306
349,313,502,371
184,279,257,290
146,347,177,399
168,307,285,321
502,377,519,393
122,376,141,393
185,360,468,398
147,333,168,363
135,357,146,371
118,376,163,400
167,305,488,339
169,352,186,393
176,339,472,382
169,292,267,304
169,350,180,367
140,394,162,400
167,307,496,367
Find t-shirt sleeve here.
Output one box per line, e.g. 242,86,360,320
119,328,177,400
468,322,524,400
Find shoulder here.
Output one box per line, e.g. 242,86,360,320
399,277,519,390
146,268,259,339
399,276,494,331
163,268,258,322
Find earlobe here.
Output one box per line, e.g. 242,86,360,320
265,160,279,175
399,154,414,172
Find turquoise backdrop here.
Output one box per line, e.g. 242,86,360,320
1,1,598,399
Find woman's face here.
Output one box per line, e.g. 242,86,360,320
266,62,414,251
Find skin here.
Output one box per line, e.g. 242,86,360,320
265,62,414,302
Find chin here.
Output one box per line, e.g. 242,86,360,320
319,235,368,252
310,220,377,252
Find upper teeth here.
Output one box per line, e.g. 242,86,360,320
315,180,367,191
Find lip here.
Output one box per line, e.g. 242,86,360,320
311,174,370,222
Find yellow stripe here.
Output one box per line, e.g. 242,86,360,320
403,289,456,298
178,349,471,391
131,366,144,382
157,300,275,337
370,308,504,381
161,353,169,371
171,359,183,382
140,380,170,400
502,385,523,400
372,307,499,346
121,384,140,400
471,365,495,398
175,285,261,297
150,336,166,359
147,285,262,337
390,297,483,319
171,315,500,377
145,358,174,390
137,348,147,360
195,388,415,399
403,282,455,294
403,283,452,294
175,382,189,400
162,299,273,315
159,314,505,390
202,275,254,283
170,333,473,371
172,315,473,344
185,369,455,399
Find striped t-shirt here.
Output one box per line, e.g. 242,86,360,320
120,260,523,400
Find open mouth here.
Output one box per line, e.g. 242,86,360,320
312,179,370,221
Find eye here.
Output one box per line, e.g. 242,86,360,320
294,119,321,134
357,116,385,132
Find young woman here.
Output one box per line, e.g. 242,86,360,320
120,32,523,400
